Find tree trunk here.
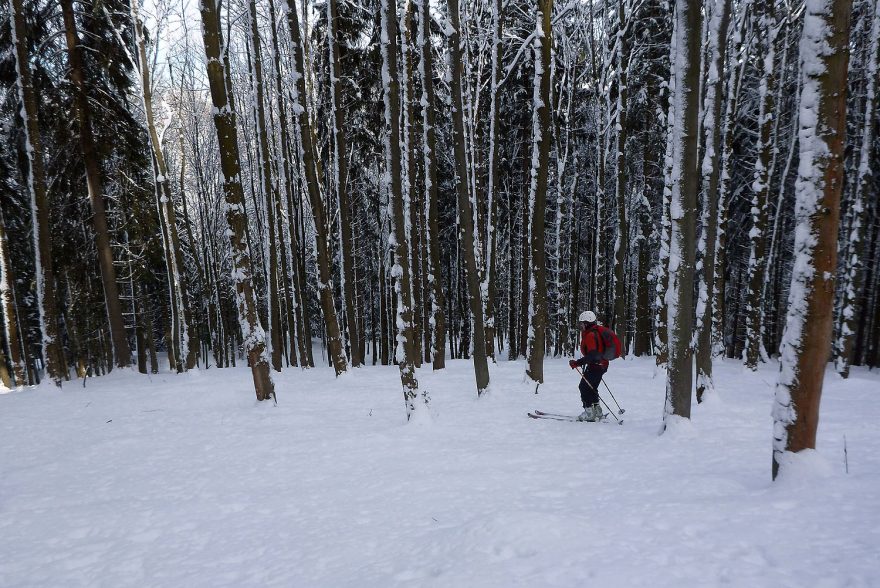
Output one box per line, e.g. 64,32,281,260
773,0,851,480
613,0,630,337
449,0,490,394
328,0,362,367
744,0,778,370
416,0,447,370
285,0,348,376
695,0,731,402
835,0,879,378
380,0,426,418
199,0,275,401
662,0,702,425
525,0,553,386
9,0,67,384
61,0,131,369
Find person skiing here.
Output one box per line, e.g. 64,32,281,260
568,310,608,422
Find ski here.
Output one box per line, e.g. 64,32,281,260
528,410,623,425
528,411,577,421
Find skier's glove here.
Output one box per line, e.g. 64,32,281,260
569,360,578,370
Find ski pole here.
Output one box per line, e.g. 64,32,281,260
597,394,623,424
577,367,624,414
603,380,625,414
577,367,623,424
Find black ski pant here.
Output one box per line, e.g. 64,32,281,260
579,366,606,408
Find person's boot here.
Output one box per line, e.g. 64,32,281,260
578,403,602,422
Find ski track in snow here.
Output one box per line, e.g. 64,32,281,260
1,357,878,587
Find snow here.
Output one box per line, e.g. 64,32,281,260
2,356,878,587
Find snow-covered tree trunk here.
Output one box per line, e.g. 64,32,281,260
613,0,631,338
835,0,879,378
131,0,196,374
483,0,504,363
416,0,446,370
525,0,553,386
381,0,426,417
662,0,702,425
199,0,275,402
245,0,283,372
712,10,749,357
9,0,67,384
0,208,27,385
744,0,778,370
695,0,731,402
449,0,490,394
285,0,348,376
772,0,852,480
60,0,131,369
327,0,361,367
401,0,424,368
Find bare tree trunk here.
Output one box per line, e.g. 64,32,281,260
695,0,731,402
9,0,67,384
744,0,778,370
525,0,553,386
416,0,447,370
61,0,131,369
0,208,27,385
199,0,275,401
662,0,702,425
380,0,426,418
773,0,851,479
285,0,347,376
836,0,879,378
449,0,490,394
328,0,362,367
613,0,630,337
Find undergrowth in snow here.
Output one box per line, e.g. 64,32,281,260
1,357,878,587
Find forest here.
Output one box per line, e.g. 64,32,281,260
1,0,878,470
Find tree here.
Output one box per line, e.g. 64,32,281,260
60,0,132,369
695,0,732,402
199,0,275,401
449,0,490,395
662,0,702,425
772,0,852,480
381,0,427,418
525,0,553,386
8,0,67,384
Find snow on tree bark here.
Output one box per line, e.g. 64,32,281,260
772,0,851,480
744,0,779,371
448,0,490,394
525,0,553,386
696,0,732,402
662,0,702,425
835,0,879,378
8,0,67,384
381,0,427,418
199,0,275,402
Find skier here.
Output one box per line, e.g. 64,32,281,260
568,310,608,422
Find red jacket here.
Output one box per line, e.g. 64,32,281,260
578,326,609,370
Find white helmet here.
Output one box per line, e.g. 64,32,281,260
578,310,597,323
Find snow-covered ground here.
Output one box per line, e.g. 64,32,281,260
1,355,878,587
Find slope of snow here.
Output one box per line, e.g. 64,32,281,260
1,357,878,587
